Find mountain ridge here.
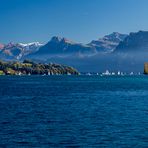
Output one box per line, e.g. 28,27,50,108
115,30,148,53
0,32,127,60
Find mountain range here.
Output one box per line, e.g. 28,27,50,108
1,31,148,72
0,32,127,60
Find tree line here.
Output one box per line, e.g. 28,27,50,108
0,60,79,75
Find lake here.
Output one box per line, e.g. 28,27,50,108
0,75,148,147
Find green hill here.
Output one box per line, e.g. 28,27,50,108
0,60,79,75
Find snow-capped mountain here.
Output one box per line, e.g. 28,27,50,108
0,42,43,60
89,32,127,52
19,42,43,47
18,42,43,56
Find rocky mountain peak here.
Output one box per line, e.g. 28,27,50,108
50,36,64,43
115,30,148,52
50,36,74,44
89,32,127,52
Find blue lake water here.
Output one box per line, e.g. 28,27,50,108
0,76,148,147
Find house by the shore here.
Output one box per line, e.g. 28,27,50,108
144,63,148,74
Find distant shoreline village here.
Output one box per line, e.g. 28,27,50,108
82,70,141,76
0,60,146,76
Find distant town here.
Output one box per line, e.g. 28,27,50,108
82,70,142,76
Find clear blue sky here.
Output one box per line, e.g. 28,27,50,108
0,0,148,44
